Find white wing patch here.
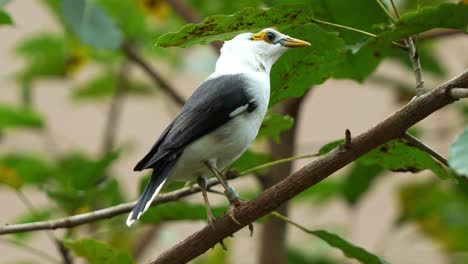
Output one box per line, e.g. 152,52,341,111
229,104,249,118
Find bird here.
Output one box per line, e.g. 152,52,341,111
126,28,310,227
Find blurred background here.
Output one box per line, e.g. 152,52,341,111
0,0,467,263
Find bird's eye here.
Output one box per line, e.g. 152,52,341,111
266,32,275,42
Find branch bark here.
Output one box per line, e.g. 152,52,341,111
149,69,468,264
121,42,185,106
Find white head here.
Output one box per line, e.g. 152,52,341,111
214,28,310,75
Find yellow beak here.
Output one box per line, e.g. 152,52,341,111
281,37,311,48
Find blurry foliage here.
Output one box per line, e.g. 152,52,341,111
1,0,468,263
398,180,468,252
64,238,135,264
258,114,294,142
72,71,153,101
0,105,44,131
0,0,13,25
449,127,468,177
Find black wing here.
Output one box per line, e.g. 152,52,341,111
134,74,257,171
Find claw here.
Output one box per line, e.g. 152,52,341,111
227,199,255,236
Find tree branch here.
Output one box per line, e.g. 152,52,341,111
149,69,468,264
0,176,228,235
121,42,185,106
0,153,315,235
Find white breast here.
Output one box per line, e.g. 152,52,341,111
170,72,270,181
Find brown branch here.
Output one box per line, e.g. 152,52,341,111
149,70,468,264
166,0,222,53
16,190,74,264
121,42,185,106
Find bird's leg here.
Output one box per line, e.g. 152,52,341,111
197,176,216,229
203,161,254,235
203,160,239,205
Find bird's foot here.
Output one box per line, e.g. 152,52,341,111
227,198,254,236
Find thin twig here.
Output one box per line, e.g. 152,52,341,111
0,153,313,235
310,18,407,50
402,132,448,166
121,42,185,106
270,211,312,234
16,191,74,264
375,0,396,22
240,153,317,176
450,88,468,99
149,70,468,264
404,37,425,96
389,0,401,18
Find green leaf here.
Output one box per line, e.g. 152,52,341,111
398,181,468,251
0,163,23,189
95,0,148,40
270,24,346,105
140,202,227,223
0,105,44,130
311,0,389,44
360,139,451,179
46,150,122,214
341,162,383,205
318,139,344,155
258,114,294,143
334,2,467,81
62,0,122,49
72,72,153,100
377,3,468,43
0,154,52,187
64,239,135,264
156,5,314,48
311,230,389,264
231,150,272,173
293,178,341,204
15,33,68,82
318,138,451,180
449,127,468,177
288,247,339,264
0,10,12,25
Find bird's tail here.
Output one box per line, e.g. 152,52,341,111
126,160,176,226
